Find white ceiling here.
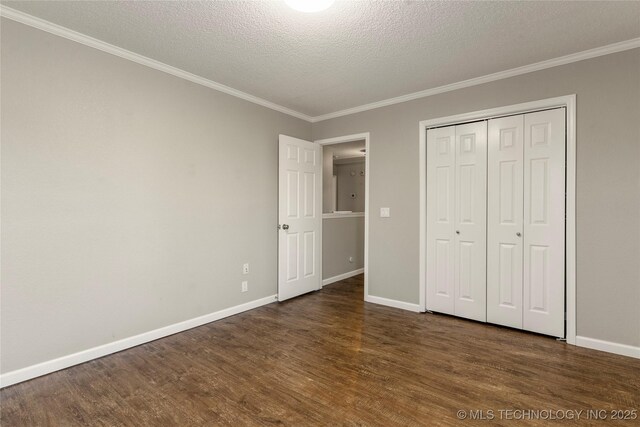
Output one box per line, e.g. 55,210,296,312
3,1,640,118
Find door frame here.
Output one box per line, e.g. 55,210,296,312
418,95,577,345
315,133,370,300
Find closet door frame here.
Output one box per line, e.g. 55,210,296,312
419,95,576,345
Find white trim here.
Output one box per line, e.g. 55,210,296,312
322,212,365,219
322,268,365,287
420,95,575,129
0,294,277,388
576,336,640,359
418,122,427,313
0,6,313,123
312,39,640,122
365,295,421,313
419,95,577,345
315,133,370,301
315,133,370,146
3,5,637,125
565,96,577,345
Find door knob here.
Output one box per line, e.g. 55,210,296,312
516,232,521,237
282,224,289,230
455,230,460,235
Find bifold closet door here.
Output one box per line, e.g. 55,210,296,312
487,108,566,337
523,109,565,337
426,122,487,321
453,122,487,322
426,126,456,315
487,115,524,329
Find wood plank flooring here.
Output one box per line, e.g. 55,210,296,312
1,275,639,426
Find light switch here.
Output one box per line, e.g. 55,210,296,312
380,207,390,218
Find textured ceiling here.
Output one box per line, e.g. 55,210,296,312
3,1,640,117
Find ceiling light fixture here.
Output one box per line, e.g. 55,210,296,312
285,0,335,13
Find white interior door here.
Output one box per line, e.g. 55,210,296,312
426,126,456,314
278,135,322,301
487,115,524,329
454,122,487,322
523,109,566,337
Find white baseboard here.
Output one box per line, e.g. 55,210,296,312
365,295,421,313
0,294,277,388
322,268,364,286
575,336,640,359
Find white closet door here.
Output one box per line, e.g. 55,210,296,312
523,108,566,337
487,115,524,329
426,126,456,315
454,122,487,322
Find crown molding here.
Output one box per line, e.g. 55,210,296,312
0,6,315,123
2,6,639,124
310,37,640,122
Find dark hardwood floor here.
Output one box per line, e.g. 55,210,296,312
1,274,639,426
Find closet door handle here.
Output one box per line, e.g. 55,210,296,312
516,232,521,237
455,230,460,235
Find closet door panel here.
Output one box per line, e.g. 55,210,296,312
454,122,487,322
523,108,565,337
487,115,524,329
426,126,456,315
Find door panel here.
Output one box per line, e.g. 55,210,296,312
303,231,316,277
426,126,456,314
499,244,517,305
454,122,487,322
435,239,452,296
458,165,475,223
487,115,524,329
278,135,322,301
436,167,451,221
457,241,474,299
528,245,549,312
287,233,299,281
287,170,299,218
523,109,565,337
303,172,315,217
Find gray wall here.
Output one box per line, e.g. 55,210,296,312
0,19,311,373
335,160,366,212
322,217,365,279
313,48,640,347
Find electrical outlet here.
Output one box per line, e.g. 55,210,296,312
242,263,249,274
241,281,248,293
380,207,390,217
